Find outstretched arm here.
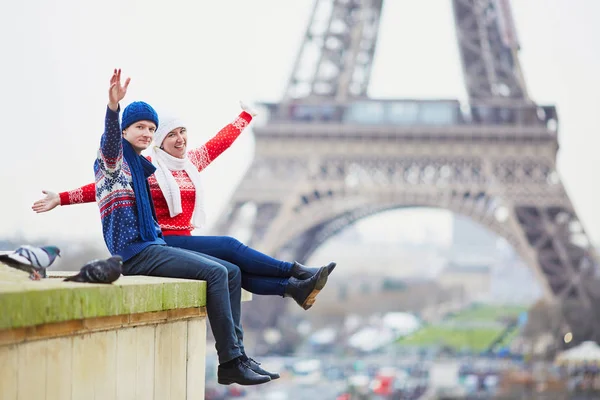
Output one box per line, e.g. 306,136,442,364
188,101,257,171
59,183,96,205
31,183,96,213
96,69,130,175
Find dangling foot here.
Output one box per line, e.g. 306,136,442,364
217,357,271,386
243,355,280,380
284,266,328,310
291,261,336,280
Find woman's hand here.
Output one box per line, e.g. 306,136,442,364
31,190,60,213
240,101,258,117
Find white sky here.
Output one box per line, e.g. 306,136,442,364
0,0,598,247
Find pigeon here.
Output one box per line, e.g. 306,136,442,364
63,255,123,284
0,245,61,280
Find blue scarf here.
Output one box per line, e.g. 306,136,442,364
122,139,159,241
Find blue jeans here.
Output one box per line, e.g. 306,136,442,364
165,235,293,297
122,244,244,364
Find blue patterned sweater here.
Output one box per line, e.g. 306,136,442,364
94,106,165,261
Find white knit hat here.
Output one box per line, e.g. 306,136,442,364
154,116,186,147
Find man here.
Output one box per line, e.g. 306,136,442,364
94,68,272,385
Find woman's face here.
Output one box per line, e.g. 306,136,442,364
161,127,187,159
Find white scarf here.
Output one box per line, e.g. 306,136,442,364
150,146,206,229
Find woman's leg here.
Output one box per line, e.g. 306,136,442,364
165,235,293,277
199,252,287,297
242,273,287,297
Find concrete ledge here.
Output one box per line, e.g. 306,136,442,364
0,263,252,399
1,264,211,330
0,307,209,346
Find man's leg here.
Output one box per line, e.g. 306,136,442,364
197,253,245,354
124,245,241,364
199,253,280,380
123,245,271,385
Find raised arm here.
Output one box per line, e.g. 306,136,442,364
95,69,130,176
31,183,96,213
188,102,256,171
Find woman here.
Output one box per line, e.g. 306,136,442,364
32,102,335,310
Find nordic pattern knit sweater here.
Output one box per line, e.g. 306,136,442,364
94,106,165,261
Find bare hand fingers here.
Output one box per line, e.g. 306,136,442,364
32,202,47,212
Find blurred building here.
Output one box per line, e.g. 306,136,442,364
447,215,542,304
438,262,492,302
449,215,499,262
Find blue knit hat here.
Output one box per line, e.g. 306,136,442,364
121,101,159,131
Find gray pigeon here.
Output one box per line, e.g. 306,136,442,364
64,255,123,284
0,245,61,280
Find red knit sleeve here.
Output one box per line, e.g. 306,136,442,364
188,111,252,172
59,183,96,205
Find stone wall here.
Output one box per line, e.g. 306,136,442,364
0,264,250,400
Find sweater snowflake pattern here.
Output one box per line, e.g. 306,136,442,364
94,106,165,261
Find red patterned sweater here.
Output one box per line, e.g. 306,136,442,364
60,111,252,236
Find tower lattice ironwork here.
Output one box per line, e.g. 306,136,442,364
213,0,600,343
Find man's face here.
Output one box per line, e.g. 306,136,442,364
123,121,156,153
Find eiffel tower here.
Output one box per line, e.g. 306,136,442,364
215,0,600,343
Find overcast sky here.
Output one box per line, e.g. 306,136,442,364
0,0,598,248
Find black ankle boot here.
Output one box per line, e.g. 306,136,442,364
218,357,271,385
245,357,280,380
284,266,328,310
291,261,336,280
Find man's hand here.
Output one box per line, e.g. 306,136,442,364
108,69,131,111
240,101,258,117
32,190,60,213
